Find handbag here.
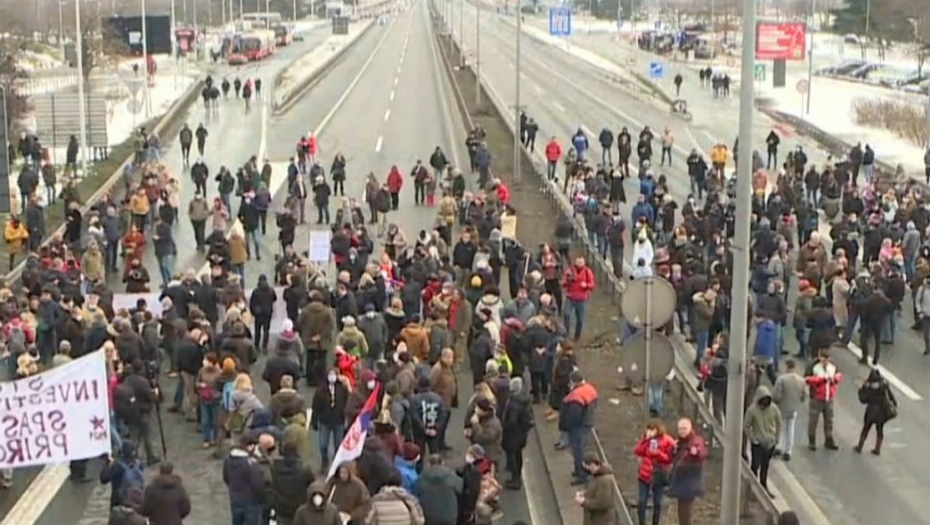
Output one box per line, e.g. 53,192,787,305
650,466,669,487
882,386,898,421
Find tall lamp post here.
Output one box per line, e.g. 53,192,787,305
475,0,481,107
458,0,464,66
141,0,152,117
74,0,89,178
719,0,756,520
805,0,815,114
513,0,522,184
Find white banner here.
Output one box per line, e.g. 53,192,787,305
0,350,111,468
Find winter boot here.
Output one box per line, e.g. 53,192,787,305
853,428,868,453
871,437,883,456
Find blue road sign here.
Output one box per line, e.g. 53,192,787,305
650,62,664,79
654,20,661,30
549,7,572,37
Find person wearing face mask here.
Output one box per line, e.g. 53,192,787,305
310,368,349,469
743,385,782,496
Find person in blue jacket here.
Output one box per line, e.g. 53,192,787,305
394,442,421,495
754,318,779,384
631,195,655,228
571,129,589,162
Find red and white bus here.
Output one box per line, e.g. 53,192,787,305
227,30,276,64
273,24,293,46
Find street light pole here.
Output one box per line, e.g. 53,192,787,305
719,0,756,520
475,0,481,107
805,0,815,114
142,0,152,117
58,0,65,58
513,0,522,184
458,0,464,66
74,0,89,179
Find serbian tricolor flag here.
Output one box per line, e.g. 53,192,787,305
326,384,381,480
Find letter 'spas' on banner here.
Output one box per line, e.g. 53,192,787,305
0,350,111,468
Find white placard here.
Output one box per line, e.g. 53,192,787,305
309,230,332,263
0,350,111,468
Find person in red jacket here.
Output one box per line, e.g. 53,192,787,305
634,420,676,525
561,257,595,341
495,180,511,205
385,166,403,210
306,132,318,164
544,136,561,181
805,348,841,450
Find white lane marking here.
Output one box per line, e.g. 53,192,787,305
847,343,923,401
195,8,399,278
390,90,396,101
520,72,527,79
553,101,566,112
394,77,399,86
0,463,69,525
533,84,543,94
397,65,403,75
685,126,702,152
508,62,514,69
384,109,391,122
580,125,594,138
375,136,384,152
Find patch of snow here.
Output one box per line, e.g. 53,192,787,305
763,73,929,172
275,19,374,103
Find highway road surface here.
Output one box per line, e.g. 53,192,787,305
449,5,930,525
2,3,557,525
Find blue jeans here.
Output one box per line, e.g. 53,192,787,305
795,327,810,359
230,502,263,525
547,161,557,180
905,256,916,283
842,310,860,347
201,402,217,443
637,480,665,525
647,382,664,415
245,230,260,259
158,254,175,286
173,374,185,408
221,193,232,216
922,317,930,354
318,423,344,463
881,310,896,344
695,330,709,361
568,428,589,480
109,412,124,453
563,299,587,340
233,263,245,284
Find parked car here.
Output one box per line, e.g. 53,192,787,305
893,71,926,88
815,59,865,76
848,63,882,79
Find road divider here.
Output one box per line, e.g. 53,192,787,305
272,19,377,115
444,9,792,525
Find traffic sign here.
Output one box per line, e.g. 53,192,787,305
653,20,661,30
796,79,809,94
621,277,676,329
754,63,766,81
620,332,676,383
548,7,572,37
649,61,664,80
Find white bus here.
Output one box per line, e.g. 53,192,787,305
242,12,283,29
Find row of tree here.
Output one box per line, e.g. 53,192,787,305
832,0,930,72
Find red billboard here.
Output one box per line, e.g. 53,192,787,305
755,22,807,61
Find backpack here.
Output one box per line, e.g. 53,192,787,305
850,277,872,307
117,461,145,508
7,325,26,356
113,382,140,423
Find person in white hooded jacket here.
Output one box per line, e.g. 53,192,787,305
632,229,655,270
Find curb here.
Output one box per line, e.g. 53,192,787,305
450,17,786,525
3,78,205,284
272,21,377,115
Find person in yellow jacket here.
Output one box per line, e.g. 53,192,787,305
128,186,150,231
3,216,29,270
710,144,729,177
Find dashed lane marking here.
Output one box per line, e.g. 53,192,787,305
553,101,565,112
375,136,384,152
384,109,391,122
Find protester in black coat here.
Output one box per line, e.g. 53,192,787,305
500,379,534,489
270,442,315,523
263,347,302,395
140,463,192,525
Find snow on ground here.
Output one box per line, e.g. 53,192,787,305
275,19,374,102
21,54,200,164
519,14,929,172
761,73,929,172
14,48,66,72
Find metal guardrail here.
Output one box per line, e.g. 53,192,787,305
3,78,205,285
272,21,377,115
445,20,782,525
